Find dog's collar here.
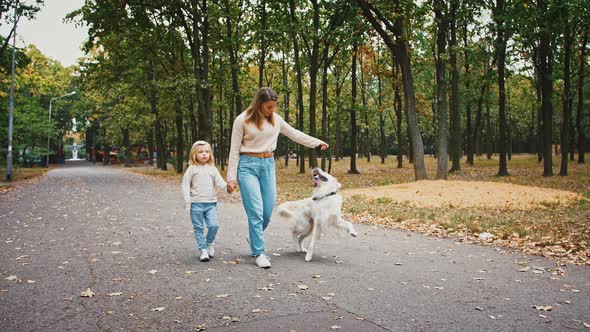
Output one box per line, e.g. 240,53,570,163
312,191,338,201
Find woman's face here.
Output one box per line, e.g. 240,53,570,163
261,100,277,118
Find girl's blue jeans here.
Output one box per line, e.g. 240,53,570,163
189,202,219,251
237,155,276,256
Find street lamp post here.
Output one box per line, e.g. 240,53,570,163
46,91,76,168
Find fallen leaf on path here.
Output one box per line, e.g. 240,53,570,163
151,307,165,312
107,292,122,296
16,255,28,260
215,294,231,298
298,285,309,290
4,276,18,281
186,271,198,274
532,305,553,311
26,280,35,284
195,324,205,331
80,288,95,298
312,275,321,279
252,308,262,313
148,270,158,274
330,326,341,330
475,307,484,311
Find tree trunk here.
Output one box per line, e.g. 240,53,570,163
257,0,267,88
175,97,184,173
560,11,572,176
289,0,306,174
434,0,449,180
494,0,509,176
356,0,428,180
147,60,166,170
577,31,587,164
463,21,473,166
320,45,330,170
486,102,493,160
223,0,241,128
394,80,403,168
378,64,386,164
449,0,461,172
349,39,360,174
335,68,344,162
308,0,320,168
281,50,290,168
538,0,553,176
122,128,131,167
147,126,154,166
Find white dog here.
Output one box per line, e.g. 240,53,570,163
274,167,357,262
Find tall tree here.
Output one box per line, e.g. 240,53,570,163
433,0,449,179
577,31,587,163
448,0,462,172
356,0,429,180
349,39,360,174
492,0,509,176
559,2,572,176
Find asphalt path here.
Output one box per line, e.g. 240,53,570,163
1,161,588,331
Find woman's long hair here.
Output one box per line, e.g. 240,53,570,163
244,87,278,130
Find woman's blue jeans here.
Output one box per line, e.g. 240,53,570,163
190,202,219,251
237,155,276,256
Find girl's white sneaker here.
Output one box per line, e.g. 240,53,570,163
200,250,210,262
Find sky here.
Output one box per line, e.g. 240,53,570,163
1,0,87,67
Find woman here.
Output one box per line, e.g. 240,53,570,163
227,87,328,268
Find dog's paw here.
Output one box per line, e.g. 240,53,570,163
298,248,307,253
350,229,358,237
304,254,312,262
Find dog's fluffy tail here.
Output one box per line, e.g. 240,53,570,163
278,207,293,218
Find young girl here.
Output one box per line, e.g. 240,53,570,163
182,140,228,262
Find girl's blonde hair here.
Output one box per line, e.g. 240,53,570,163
245,87,279,130
188,140,215,165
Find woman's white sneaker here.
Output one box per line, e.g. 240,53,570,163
200,250,210,262
207,243,215,257
255,254,271,268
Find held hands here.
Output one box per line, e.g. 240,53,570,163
227,181,236,194
317,142,329,151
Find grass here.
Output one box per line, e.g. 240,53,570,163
0,167,49,189
130,153,590,265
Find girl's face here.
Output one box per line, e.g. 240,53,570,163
261,100,277,118
195,146,210,164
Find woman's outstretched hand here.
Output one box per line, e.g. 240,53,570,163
319,143,329,151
